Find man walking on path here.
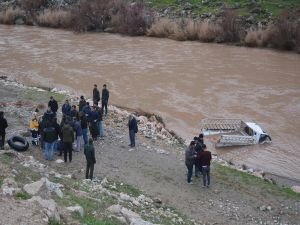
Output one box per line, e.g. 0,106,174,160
198,144,212,187
62,121,74,163
101,84,109,116
84,138,96,180
93,84,100,106
185,141,196,184
128,113,138,147
48,96,58,115
0,111,8,150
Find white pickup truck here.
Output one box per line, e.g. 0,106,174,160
200,119,272,147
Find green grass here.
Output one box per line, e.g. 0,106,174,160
0,152,15,164
214,163,300,199
15,191,32,200
146,0,300,18
109,182,142,197
48,218,62,225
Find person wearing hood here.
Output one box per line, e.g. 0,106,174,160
128,113,138,147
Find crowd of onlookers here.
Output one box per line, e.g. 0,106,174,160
185,134,212,187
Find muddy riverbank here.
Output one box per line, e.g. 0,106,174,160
1,79,300,225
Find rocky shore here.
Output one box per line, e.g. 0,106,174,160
1,78,300,225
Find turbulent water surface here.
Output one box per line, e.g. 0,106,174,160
1,25,300,180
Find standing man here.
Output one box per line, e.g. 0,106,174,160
78,96,86,112
0,111,8,150
198,144,212,188
62,99,71,116
128,113,138,147
42,118,59,161
48,96,58,115
93,84,100,106
84,138,96,180
62,121,74,163
101,84,109,116
185,141,196,184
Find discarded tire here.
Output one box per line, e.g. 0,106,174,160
7,136,29,152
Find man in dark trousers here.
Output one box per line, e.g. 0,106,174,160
84,138,96,180
0,111,8,150
48,96,58,115
128,113,138,147
185,141,196,184
93,84,100,106
198,144,212,188
101,84,109,116
62,121,74,163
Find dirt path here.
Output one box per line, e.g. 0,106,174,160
1,80,300,225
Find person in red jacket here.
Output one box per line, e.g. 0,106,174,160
198,144,212,187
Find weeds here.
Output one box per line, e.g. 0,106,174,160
15,191,32,200
37,9,73,28
0,7,25,25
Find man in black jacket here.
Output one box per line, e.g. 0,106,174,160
42,118,59,161
128,113,138,147
93,84,100,106
84,138,96,180
48,96,58,114
0,111,8,149
101,84,109,116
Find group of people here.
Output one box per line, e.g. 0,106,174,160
27,84,110,179
185,134,212,187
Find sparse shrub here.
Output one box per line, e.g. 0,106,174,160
37,9,73,28
263,10,300,50
219,9,240,42
114,2,153,36
171,19,199,41
198,21,224,43
244,29,265,47
19,0,48,11
72,0,115,32
147,18,176,38
0,7,25,25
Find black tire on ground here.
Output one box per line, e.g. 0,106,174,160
7,136,29,152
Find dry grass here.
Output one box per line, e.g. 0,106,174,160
0,7,25,25
244,29,266,47
37,10,73,28
198,21,224,43
147,18,176,38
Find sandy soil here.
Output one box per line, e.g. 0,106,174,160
1,80,300,225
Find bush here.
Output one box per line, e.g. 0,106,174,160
147,18,176,38
114,2,153,36
172,19,199,41
198,21,224,43
0,7,25,25
37,9,73,28
19,0,48,11
219,9,240,42
244,29,265,47
264,10,299,50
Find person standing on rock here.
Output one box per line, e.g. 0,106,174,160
198,144,212,188
62,120,74,163
48,96,58,115
0,111,8,150
93,84,100,106
101,84,109,116
84,138,96,180
128,113,138,147
185,141,196,184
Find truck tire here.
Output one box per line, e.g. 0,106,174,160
7,136,29,152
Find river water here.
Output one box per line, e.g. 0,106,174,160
1,25,300,180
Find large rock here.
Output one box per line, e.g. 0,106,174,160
1,177,20,196
23,177,64,198
67,205,84,217
28,196,60,222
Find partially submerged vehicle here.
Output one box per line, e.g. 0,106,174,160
200,119,272,147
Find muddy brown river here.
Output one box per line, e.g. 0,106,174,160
1,25,300,181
